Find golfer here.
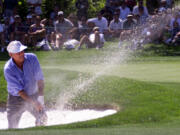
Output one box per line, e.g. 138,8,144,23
4,40,47,128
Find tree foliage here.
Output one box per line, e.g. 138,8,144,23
41,0,106,18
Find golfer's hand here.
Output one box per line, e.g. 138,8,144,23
33,101,43,112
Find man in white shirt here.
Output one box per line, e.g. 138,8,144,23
87,11,108,34
119,2,131,20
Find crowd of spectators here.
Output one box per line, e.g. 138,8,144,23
0,0,179,52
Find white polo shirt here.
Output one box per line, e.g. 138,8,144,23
88,17,108,33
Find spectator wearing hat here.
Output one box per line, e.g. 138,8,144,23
123,14,136,30
77,26,105,50
4,40,47,128
119,14,136,47
109,12,123,37
51,11,73,50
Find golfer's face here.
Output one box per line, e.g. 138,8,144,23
11,51,25,63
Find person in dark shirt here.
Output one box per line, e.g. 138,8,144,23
9,15,26,43
3,0,18,17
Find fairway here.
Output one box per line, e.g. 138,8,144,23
42,61,180,83
1,43,180,135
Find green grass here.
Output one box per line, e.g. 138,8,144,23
1,42,180,134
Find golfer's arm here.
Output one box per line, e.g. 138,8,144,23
18,90,37,105
38,80,44,96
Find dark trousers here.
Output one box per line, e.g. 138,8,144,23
7,93,39,129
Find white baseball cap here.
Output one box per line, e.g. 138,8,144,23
7,40,27,53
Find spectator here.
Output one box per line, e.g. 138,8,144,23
24,15,33,34
133,0,149,16
50,5,59,21
123,14,136,30
146,0,159,15
0,21,5,52
166,0,174,9
51,11,73,50
29,16,51,51
119,1,131,20
171,20,180,41
27,5,36,17
109,12,123,37
3,17,11,45
158,0,168,13
170,13,180,30
172,31,180,45
75,0,89,20
125,0,137,11
138,6,149,24
3,0,18,17
24,15,33,46
42,18,54,43
68,13,79,27
105,0,117,15
101,7,114,25
27,0,42,15
86,21,96,34
88,11,108,34
9,15,26,43
77,26,105,50
78,16,89,37
119,14,136,47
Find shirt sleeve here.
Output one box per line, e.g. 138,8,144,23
4,68,24,96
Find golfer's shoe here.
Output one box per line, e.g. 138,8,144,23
36,110,48,126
